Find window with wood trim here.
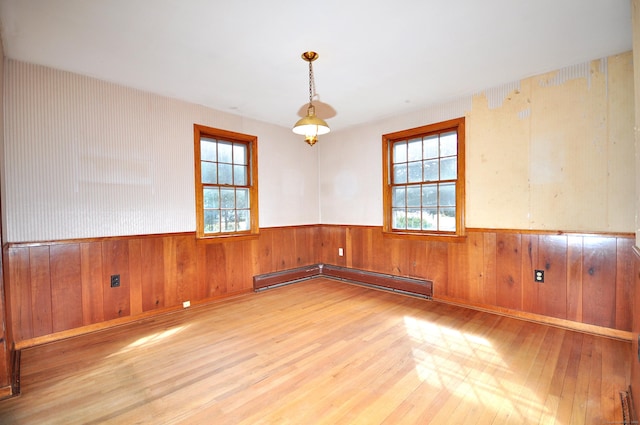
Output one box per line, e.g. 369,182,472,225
382,117,465,239
194,124,258,239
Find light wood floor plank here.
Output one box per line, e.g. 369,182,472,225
0,278,631,424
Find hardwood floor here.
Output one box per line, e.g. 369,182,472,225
0,278,630,424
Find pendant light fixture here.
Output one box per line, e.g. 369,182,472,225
292,51,330,146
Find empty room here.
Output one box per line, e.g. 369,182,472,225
0,0,638,424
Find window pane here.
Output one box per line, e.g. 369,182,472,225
237,209,250,231
393,141,407,163
204,210,220,233
392,187,406,207
201,138,217,161
440,131,457,156
439,207,456,231
218,141,233,163
407,161,422,183
407,138,422,161
236,188,249,209
393,164,407,184
423,159,438,181
407,209,421,230
234,165,247,185
440,157,457,180
392,208,406,229
221,188,235,208
422,184,437,206
203,187,219,208
407,186,421,207
422,208,437,230
218,163,233,185
221,211,236,232
423,135,438,159
201,162,217,184
440,182,456,206
233,143,247,165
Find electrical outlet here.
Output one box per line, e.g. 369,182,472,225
534,270,544,283
110,274,121,288
183,300,191,308
338,248,344,256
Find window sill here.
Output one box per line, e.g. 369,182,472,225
196,231,260,243
382,230,467,243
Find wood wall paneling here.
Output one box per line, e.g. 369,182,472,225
127,239,143,316
528,235,568,320
495,232,522,310
481,232,497,306
566,236,584,323
632,248,640,417
319,225,346,267
101,240,130,321
615,238,634,331
79,242,105,325
49,244,83,333
175,235,197,305
2,226,635,349
140,237,165,311
582,237,617,328
29,246,52,338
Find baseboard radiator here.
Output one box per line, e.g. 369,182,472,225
253,263,433,299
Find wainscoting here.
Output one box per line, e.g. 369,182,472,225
631,247,640,418
2,226,635,351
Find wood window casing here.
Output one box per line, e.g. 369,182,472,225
382,117,466,241
194,124,259,240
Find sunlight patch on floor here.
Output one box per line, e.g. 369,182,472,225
108,325,189,357
403,315,550,421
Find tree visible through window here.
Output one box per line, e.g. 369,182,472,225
382,118,465,239
194,124,258,239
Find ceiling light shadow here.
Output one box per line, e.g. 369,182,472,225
297,100,337,120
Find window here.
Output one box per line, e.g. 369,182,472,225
194,124,258,239
382,117,465,239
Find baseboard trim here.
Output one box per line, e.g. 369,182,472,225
434,294,633,342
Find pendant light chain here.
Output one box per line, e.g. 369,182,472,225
308,60,316,106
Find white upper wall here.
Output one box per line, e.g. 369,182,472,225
2,52,635,242
3,60,319,242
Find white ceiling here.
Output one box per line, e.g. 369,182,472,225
0,0,633,132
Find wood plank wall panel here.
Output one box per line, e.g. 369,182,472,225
566,236,584,323
5,247,32,342
495,233,522,310
2,226,635,347
49,244,83,333
140,238,164,311
127,239,143,317
582,237,617,328
615,238,634,331
29,246,52,338
524,235,568,320
481,233,497,306
79,242,104,325
101,240,130,321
